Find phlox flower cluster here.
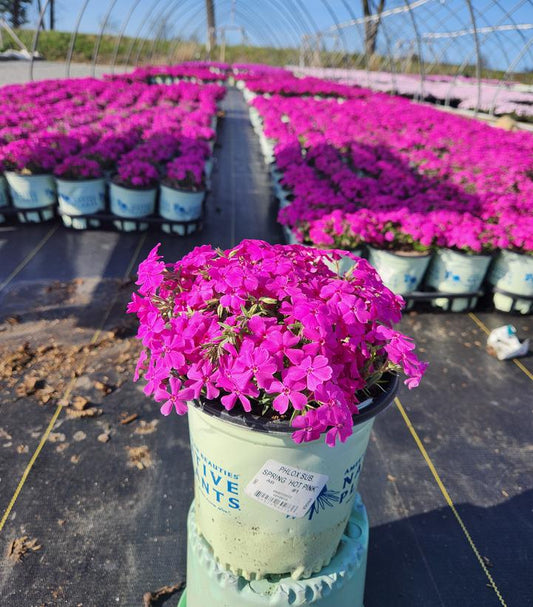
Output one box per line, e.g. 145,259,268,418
0,71,224,188
289,66,533,121
128,240,427,446
241,67,533,255
113,61,230,85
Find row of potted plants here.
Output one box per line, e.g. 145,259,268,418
242,70,533,313
288,66,533,121
0,76,225,231
111,61,230,86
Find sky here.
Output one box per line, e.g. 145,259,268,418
23,0,533,72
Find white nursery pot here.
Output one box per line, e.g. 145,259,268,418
187,374,397,581
425,248,491,312
109,182,156,232
4,172,56,223
0,176,9,223
367,247,431,295
159,185,204,236
488,249,533,314
56,178,106,230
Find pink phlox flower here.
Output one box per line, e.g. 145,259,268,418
218,368,258,412
143,357,169,396
133,349,148,382
155,329,186,372
323,405,353,447
269,375,308,414
155,376,188,415
313,383,349,410
137,308,166,347
239,340,278,389
291,409,326,444
287,355,333,391
247,315,278,342
263,329,301,364
180,360,220,401
136,244,165,295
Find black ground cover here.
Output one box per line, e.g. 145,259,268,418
0,89,531,607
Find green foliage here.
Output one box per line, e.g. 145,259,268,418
2,28,532,91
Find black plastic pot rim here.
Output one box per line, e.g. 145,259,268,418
192,372,399,435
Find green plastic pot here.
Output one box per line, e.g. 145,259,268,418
187,373,398,581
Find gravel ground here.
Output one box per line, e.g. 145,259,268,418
0,60,132,85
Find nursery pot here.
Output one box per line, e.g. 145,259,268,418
4,172,56,222
0,175,9,207
0,176,9,223
187,373,398,581
159,184,204,236
487,249,533,314
367,247,432,296
424,248,491,312
56,177,106,230
109,182,157,232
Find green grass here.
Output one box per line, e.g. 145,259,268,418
3,29,532,86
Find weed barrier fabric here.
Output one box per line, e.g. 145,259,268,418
0,88,531,606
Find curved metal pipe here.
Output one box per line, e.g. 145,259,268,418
29,0,52,81
109,0,143,73
120,0,170,68
91,0,120,76
402,0,426,101
437,1,527,108
165,2,211,64
466,0,482,113
65,0,91,78
159,0,208,64
266,0,312,48
234,5,286,49
319,0,349,65
146,0,197,65
487,0,533,114
337,0,369,72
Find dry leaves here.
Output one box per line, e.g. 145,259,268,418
143,582,184,606
48,432,66,443
7,536,42,562
94,380,114,395
61,395,103,419
120,413,138,425
126,446,153,470
65,407,103,419
134,420,159,435
0,427,12,440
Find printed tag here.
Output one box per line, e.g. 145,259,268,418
244,460,328,518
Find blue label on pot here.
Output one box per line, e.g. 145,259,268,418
191,443,241,513
115,197,153,216
59,191,105,214
307,454,364,520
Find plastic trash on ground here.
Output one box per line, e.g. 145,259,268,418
486,325,530,360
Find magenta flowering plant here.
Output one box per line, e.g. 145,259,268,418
54,155,103,180
128,240,427,446
162,156,205,191
113,158,160,189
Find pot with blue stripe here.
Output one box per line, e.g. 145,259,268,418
56,178,106,229
4,172,56,223
109,182,156,232
159,185,205,236
424,248,492,312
